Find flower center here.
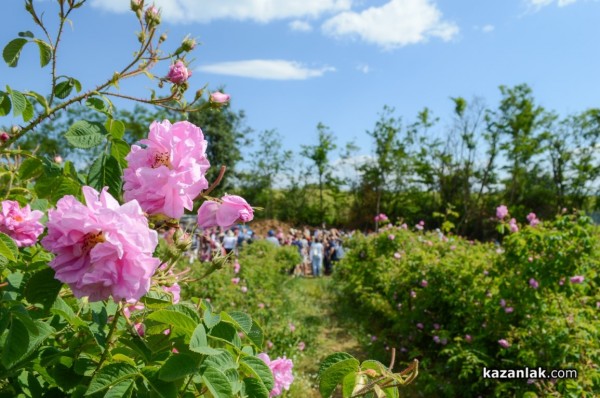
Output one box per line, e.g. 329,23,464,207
13,215,23,222
152,151,171,169
82,231,105,253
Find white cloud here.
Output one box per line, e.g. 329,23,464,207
322,0,458,49
197,60,335,80
481,24,495,33
525,0,579,9
289,20,313,32
91,0,351,23
356,64,370,74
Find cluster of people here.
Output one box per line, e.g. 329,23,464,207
172,221,348,277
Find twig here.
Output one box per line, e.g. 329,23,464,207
202,166,226,197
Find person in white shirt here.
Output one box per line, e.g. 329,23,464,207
310,238,324,277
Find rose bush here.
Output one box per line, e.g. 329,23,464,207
0,1,416,397
334,215,600,397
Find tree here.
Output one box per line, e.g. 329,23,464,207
300,122,337,225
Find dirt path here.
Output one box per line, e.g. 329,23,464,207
285,277,367,397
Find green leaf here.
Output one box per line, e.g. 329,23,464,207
86,363,139,396
65,120,108,149
54,79,74,99
0,232,18,262
87,153,122,199
189,324,221,355
209,322,240,348
342,372,360,398
25,267,62,310
202,350,237,372
318,352,355,378
103,379,135,398
34,174,81,204
203,307,221,329
19,157,43,180
240,356,274,392
1,317,54,369
72,78,82,93
86,97,109,114
22,96,34,122
0,91,11,116
247,321,264,348
106,119,125,139
141,367,178,398
33,39,52,68
147,309,198,335
243,377,270,398
222,311,252,334
319,358,360,398
3,38,28,67
9,88,27,117
110,139,130,169
201,366,233,398
158,354,200,382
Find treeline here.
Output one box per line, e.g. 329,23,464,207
19,84,600,239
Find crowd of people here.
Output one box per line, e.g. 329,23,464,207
178,224,349,277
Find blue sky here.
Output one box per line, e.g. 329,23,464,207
2,0,600,163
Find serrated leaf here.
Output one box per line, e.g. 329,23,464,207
221,311,252,334
243,377,269,398
9,88,27,117
25,267,62,310
105,119,125,139
202,350,237,372
189,324,221,355
33,39,52,67
0,91,11,116
1,317,54,369
158,354,200,382
19,157,43,180
34,175,81,204
3,38,28,67
318,352,355,378
319,358,360,398
22,97,34,122
247,321,264,348
54,79,74,99
0,232,18,262
88,153,122,199
110,139,130,169
147,309,198,335
103,379,134,398
65,120,108,149
209,322,240,347
86,363,139,396
203,307,221,329
240,356,274,392
87,97,109,115
201,366,233,398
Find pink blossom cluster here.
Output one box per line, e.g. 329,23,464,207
529,278,539,289
373,213,388,222
0,200,44,247
509,218,519,233
197,195,254,229
257,353,294,397
526,212,540,227
570,275,584,284
42,187,160,302
496,205,509,220
123,120,210,219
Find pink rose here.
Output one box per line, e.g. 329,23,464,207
54,155,63,164
496,205,509,220
42,186,160,302
241,286,248,293
123,303,145,318
416,323,424,330
529,278,539,289
433,335,440,344
388,234,395,240
509,218,519,233
570,275,584,284
498,339,510,348
233,261,241,274
0,200,44,247
134,322,145,336
123,120,210,219
167,60,191,85
420,279,428,287
465,334,472,343
393,252,401,259
288,322,296,333
297,341,306,351
526,212,540,226
210,91,230,104
258,353,294,397
505,307,514,313
197,195,254,230
231,277,240,285
163,283,181,303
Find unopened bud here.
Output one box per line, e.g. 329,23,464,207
363,369,378,378
10,125,20,135
145,5,161,26
173,229,192,252
181,35,197,52
159,33,167,43
0,132,9,142
210,91,230,105
130,0,143,12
